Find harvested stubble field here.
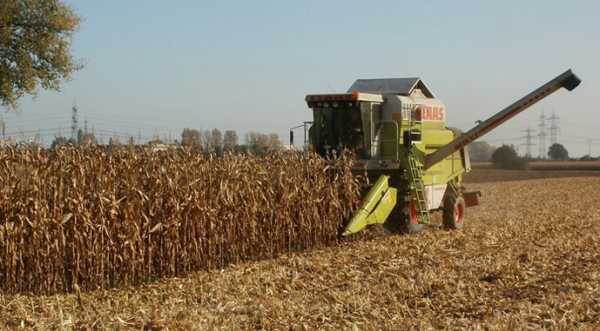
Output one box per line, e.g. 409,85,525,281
1,156,600,330
472,160,600,175
464,167,600,183
529,161,600,171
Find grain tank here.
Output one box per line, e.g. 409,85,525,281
303,70,581,235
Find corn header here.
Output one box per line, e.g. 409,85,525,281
301,70,581,235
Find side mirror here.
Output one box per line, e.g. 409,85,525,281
403,130,412,147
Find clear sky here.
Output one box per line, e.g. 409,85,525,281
5,0,600,156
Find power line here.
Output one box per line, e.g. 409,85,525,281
71,104,78,140
538,110,546,159
83,114,172,130
562,135,600,141
521,127,535,158
548,111,560,145
2,115,71,123
559,121,598,131
4,127,67,136
481,136,524,143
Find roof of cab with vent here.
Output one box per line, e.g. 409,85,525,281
347,77,435,98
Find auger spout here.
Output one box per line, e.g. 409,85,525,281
424,69,581,169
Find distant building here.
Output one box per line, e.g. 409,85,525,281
149,143,176,152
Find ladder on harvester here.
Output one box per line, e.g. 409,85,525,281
406,104,429,224
407,151,430,224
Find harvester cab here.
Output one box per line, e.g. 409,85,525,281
304,70,581,236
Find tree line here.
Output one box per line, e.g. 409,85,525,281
467,140,596,170
180,128,282,155
46,128,283,156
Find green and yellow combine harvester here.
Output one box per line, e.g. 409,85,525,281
300,69,581,235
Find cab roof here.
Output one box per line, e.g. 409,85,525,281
347,77,435,98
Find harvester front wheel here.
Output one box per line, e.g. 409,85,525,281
443,192,465,230
401,199,425,234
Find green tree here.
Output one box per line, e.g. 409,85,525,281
491,144,528,170
267,133,282,151
181,128,202,148
548,143,569,160
246,132,267,155
50,135,68,149
76,128,96,146
0,0,81,109
246,132,282,155
147,137,163,145
211,128,223,155
202,130,212,152
108,136,121,146
223,130,238,152
468,141,496,162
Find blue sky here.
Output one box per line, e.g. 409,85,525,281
6,0,600,156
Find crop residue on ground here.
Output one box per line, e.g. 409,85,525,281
1,175,599,329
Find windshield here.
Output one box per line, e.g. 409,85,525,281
313,107,364,157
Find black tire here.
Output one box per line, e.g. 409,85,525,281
373,196,424,235
443,191,466,230
400,198,425,234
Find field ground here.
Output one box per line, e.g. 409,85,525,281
464,168,600,183
472,160,600,172
1,170,600,330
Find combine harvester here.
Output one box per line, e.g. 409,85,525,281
302,70,581,235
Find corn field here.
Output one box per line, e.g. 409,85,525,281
0,147,361,294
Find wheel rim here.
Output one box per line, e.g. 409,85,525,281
454,201,464,224
409,200,419,225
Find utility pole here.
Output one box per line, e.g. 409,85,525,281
522,127,535,159
71,104,79,141
587,139,592,157
548,111,559,145
289,121,313,150
538,110,546,159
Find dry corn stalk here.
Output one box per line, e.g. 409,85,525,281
0,146,361,294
